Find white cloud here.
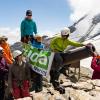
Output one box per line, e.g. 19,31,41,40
0,27,56,44
2,0,100,44
0,27,20,44
68,0,100,40
68,0,100,21
38,30,58,37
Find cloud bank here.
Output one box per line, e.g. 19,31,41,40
68,0,100,21
68,0,100,41
0,27,20,44
68,0,100,68
1,0,100,44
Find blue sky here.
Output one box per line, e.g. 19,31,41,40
0,0,98,44
0,0,72,33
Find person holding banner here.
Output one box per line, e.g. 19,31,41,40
31,35,44,49
30,35,45,92
50,27,85,94
20,10,37,43
8,50,31,99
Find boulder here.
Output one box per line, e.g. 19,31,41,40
72,82,93,91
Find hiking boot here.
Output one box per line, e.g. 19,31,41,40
50,69,65,94
56,86,65,94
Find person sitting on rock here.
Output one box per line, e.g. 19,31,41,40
50,27,85,94
0,36,13,64
8,50,31,99
91,52,100,79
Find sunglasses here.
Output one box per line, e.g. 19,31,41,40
27,15,32,16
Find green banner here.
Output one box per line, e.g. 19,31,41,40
23,44,54,76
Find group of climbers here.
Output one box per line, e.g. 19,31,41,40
0,9,100,100
20,10,100,95
0,37,32,99
20,10,85,94
20,10,45,95
0,9,39,100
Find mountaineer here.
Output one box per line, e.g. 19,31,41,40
0,47,9,100
31,35,44,49
20,10,37,43
91,52,100,79
50,27,85,94
30,35,44,92
8,50,31,99
0,36,13,64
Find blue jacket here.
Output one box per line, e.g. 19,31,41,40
31,40,44,49
21,18,37,37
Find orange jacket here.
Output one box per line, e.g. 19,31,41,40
0,42,13,64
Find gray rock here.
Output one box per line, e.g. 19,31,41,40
87,80,100,87
72,82,93,91
62,82,72,87
89,90,100,97
69,89,94,100
94,86,100,91
43,81,51,88
10,42,23,52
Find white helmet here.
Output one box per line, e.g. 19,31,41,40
61,27,70,36
13,50,22,58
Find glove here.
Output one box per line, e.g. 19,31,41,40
85,43,96,56
85,43,94,50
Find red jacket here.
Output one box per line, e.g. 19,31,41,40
91,57,100,79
